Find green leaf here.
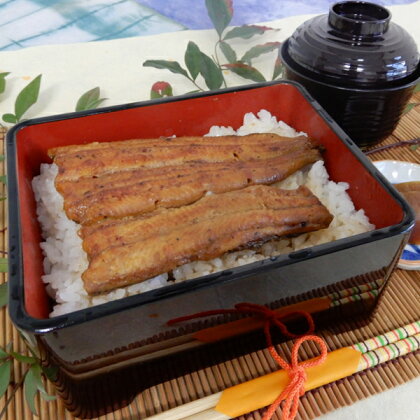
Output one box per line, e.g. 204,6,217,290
219,41,237,64
24,364,55,414
2,113,17,124
88,98,106,109
0,155,4,161
241,42,281,64
143,60,189,78
403,103,420,114
0,348,8,359
32,364,55,401
42,365,58,382
410,144,419,151
272,56,284,80
0,175,7,185
224,62,266,82
0,72,10,95
75,87,107,112
0,360,11,399
205,0,233,37
14,74,42,122
0,258,8,273
40,392,56,402
223,24,275,41
185,41,202,80
414,83,420,93
10,351,37,364
0,282,7,308
186,41,224,89
199,51,224,90
24,366,39,415
0,196,6,202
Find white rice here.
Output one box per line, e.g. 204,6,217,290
32,109,374,317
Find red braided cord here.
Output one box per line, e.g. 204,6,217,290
263,334,328,420
167,308,240,326
167,303,327,420
167,302,315,338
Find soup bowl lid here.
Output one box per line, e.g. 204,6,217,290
285,1,419,87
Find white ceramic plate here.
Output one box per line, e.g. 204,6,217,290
373,160,420,270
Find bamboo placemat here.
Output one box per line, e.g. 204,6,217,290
0,92,419,419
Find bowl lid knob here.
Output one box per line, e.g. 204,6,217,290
328,1,391,37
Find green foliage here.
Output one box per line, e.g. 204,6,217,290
272,56,284,80
197,47,224,89
0,175,7,185
24,366,39,414
0,340,56,414
75,87,107,112
145,41,225,92
205,0,233,37
143,1,282,97
223,62,266,82
10,351,36,364
241,42,281,64
0,283,7,308
0,72,10,95
0,290,57,412
223,24,274,40
403,102,420,114
0,360,11,399
143,60,189,77
15,75,42,121
2,74,42,124
2,114,17,124
185,41,202,80
24,365,56,415
0,258,7,274
219,41,236,63
42,365,58,382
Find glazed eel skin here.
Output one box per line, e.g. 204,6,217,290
82,185,333,295
49,133,322,225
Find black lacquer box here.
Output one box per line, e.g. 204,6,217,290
6,81,413,417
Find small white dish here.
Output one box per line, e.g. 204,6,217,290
373,160,420,270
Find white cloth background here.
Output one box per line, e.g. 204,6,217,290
0,3,419,122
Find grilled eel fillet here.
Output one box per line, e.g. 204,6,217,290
49,134,322,225
82,185,333,295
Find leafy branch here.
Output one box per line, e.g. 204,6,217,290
403,83,420,114
0,283,56,417
1,73,107,126
143,0,283,98
75,87,107,112
0,73,10,96
2,75,42,124
0,283,7,308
